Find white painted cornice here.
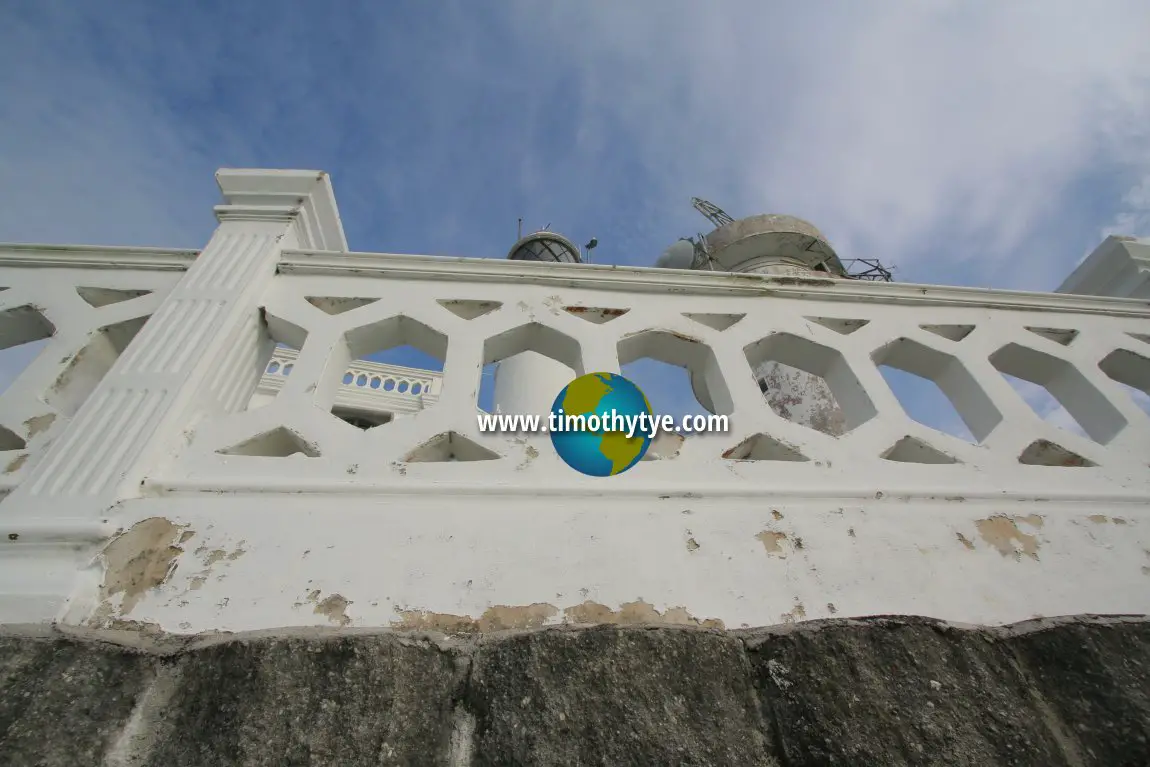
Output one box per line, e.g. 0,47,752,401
280,249,1150,317
0,243,199,270
214,169,348,252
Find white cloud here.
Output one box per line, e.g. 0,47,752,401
503,0,1150,287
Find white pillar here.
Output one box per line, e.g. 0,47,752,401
1,169,346,622
492,351,573,416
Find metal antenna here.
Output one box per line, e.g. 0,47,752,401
691,197,735,229
842,258,896,282
517,218,522,240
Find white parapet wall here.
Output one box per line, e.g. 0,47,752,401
0,169,1148,636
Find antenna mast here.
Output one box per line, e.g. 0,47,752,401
691,197,735,229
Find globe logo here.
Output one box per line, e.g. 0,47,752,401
549,373,653,476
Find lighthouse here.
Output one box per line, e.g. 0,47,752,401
490,230,584,416
657,209,849,435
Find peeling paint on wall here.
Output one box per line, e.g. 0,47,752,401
756,530,788,556
781,602,807,624
974,515,1044,561
95,517,186,619
23,413,55,438
394,603,558,633
390,599,724,634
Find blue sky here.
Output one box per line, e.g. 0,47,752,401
2,1,1149,436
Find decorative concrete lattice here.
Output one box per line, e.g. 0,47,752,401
0,245,191,499
144,251,1150,499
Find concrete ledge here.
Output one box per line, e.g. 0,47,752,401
1,616,1148,765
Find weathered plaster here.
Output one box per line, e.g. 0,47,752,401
0,168,1148,636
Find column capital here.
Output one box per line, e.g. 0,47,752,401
213,169,348,252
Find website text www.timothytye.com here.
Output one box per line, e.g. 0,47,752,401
476,410,730,438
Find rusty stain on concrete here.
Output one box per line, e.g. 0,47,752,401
975,515,1042,561
956,532,976,550
4,454,27,474
23,413,55,438
756,530,788,555
771,510,784,520
97,517,186,616
1113,518,1129,525
686,536,700,552
1088,514,1108,524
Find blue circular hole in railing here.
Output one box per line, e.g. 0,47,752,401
370,377,381,389
282,364,293,376
411,382,422,395
343,372,353,385
398,381,409,393
268,362,280,374
383,379,396,391
356,374,368,386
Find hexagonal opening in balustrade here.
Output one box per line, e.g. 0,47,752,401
250,312,308,412
618,329,732,430
1098,348,1150,417
743,332,874,435
0,304,56,402
478,322,581,414
872,338,1001,443
989,342,1126,444
335,315,448,430
45,315,151,419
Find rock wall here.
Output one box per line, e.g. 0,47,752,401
1,616,1148,765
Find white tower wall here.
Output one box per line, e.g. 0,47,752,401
492,352,574,415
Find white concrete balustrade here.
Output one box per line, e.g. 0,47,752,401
252,345,441,420
0,169,1148,638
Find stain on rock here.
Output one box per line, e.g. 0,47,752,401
23,413,55,439
956,532,976,550
97,517,186,617
756,530,788,556
975,515,1042,561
